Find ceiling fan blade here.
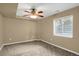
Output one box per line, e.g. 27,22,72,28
23,15,29,17
38,15,44,17
25,11,30,13
38,11,43,13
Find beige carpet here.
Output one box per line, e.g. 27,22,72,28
0,41,77,56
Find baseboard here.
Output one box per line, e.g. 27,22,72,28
2,38,79,55
3,39,40,46
0,44,4,51
41,39,79,55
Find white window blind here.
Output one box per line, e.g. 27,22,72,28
53,15,73,38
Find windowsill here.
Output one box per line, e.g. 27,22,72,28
54,33,73,38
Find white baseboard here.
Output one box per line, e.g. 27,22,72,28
2,38,79,55
0,44,4,51
3,39,40,46
41,39,79,55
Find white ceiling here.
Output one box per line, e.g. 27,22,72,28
16,3,79,19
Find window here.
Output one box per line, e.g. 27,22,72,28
53,15,73,38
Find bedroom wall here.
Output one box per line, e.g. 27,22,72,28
35,21,43,39
0,14,3,48
3,17,37,44
39,6,79,53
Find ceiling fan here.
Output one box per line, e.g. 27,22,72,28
23,8,44,19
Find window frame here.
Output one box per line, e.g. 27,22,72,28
53,15,73,38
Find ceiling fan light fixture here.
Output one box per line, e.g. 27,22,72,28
30,15,37,19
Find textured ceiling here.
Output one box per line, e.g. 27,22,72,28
0,3,79,20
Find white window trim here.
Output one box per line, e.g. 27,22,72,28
53,15,73,38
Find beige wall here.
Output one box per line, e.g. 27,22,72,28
35,21,43,39
0,14,3,47
3,17,37,44
39,6,79,53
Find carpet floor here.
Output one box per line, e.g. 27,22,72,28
0,41,77,56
